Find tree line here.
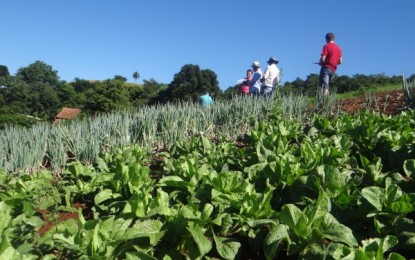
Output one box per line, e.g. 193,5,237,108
0,61,408,128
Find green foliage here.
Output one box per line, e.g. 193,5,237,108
0,114,41,130
158,64,221,104
16,60,60,85
0,65,10,77
1,106,415,258
83,78,131,114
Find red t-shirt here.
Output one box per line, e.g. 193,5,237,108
321,42,342,72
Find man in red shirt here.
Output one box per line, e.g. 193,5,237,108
319,32,342,97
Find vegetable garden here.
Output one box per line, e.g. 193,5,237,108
1,87,415,259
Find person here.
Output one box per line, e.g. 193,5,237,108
199,92,214,107
319,32,342,97
261,57,280,96
248,61,263,95
240,69,253,94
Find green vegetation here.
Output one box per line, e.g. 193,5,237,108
1,60,415,258
336,83,402,100
0,60,410,129
403,73,415,108
0,104,414,259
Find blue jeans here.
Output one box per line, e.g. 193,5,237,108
319,67,335,90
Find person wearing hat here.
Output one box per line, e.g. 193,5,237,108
248,61,263,94
261,57,280,96
318,32,342,97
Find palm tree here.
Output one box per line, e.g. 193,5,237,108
133,71,140,83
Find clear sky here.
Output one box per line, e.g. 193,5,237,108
2,1,414,90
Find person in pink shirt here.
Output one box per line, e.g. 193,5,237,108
319,32,342,97
240,69,253,94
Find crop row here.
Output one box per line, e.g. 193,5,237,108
0,94,310,173
0,106,414,259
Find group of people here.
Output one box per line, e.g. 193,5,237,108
200,32,342,107
238,32,342,98
239,56,281,96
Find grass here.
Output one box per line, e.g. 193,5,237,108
336,84,401,100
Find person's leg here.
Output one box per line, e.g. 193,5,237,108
319,67,330,97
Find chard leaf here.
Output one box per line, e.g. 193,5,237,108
94,189,120,205
264,224,289,260
317,165,350,197
395,217,415,247
389,193,415,214
321,214,358,247
24,216,44,228
187,226,212,256
0,246,20,259
147,189,172,217
157,176,193,191
361,186,384,212
0,202,12,233
387,252,406,260
213,233,241,260
360,235,398,258
201,203,213,221
279,204,302,232
403,159,415,180
125,220,164,245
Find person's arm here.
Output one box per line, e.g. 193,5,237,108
319,53,327,65
319,45,327,66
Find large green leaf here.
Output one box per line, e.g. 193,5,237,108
157,175,194,191
124,220,164,245
361,186,384,212
213,232,241,260
263,224,289,260
389,193,415,214
187,225,212,256
147,189,173,217
94,189,121,205
279,204,302,232
321,214,358,247
403,159,415,180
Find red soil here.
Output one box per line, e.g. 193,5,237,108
336,89,406,115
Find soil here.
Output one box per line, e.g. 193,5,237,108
36,202,92,236
335,89,406,115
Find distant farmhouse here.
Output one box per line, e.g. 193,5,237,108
54,107,81,123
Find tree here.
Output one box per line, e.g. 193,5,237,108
16,60,60,85
28,82,62,119
83,78,131,114
133,71,140,83
157,64,221,104
0,65,10,78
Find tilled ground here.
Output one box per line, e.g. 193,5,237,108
336,89,407,115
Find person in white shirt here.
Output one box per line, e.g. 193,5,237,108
248,61,263,95
261,57,280,96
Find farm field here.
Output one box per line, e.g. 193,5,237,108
0,89,414,259
337,89,406,115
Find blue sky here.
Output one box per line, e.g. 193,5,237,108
2,1,414,90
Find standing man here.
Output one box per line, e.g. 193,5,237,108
319,32,342,97
261,57,280,96
248,61,263,95
199,92,214,107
